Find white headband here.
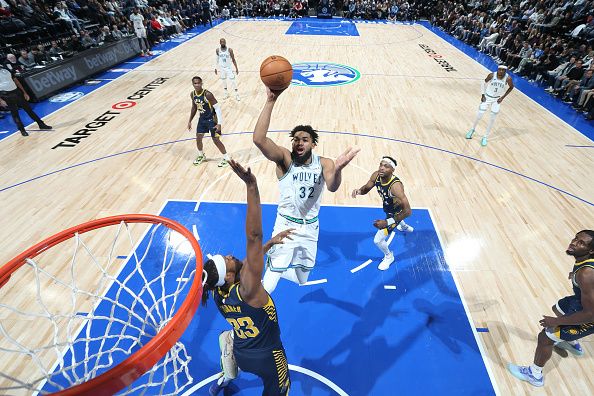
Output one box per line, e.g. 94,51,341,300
212,254,227,287
498,65,508,70
381,158,396,169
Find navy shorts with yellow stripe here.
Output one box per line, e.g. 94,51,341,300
234,346,290,396
197,118,220,138
547,295,594,342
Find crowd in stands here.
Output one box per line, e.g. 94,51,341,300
430,0,594,120
0,0,228,70
1,0,593,121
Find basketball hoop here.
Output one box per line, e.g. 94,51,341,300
0,214,203,395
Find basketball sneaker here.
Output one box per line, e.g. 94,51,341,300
465,128,475,139
481,136,488,146
219,330,238,379
507,364,544,387
193,154,206,166
556,341,585,356
223,90,229,99
218,159,229,168
378,252,394,271
236,93,241,101
396,221,414,233
209,375,228,396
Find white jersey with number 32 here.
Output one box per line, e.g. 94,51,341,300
277,153,325,220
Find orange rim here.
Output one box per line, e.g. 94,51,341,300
0,214,203,396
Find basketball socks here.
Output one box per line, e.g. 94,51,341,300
484,113,497,138
197,150,204,157
472,109,486,130
223,153,230,161
373,229,390,256
529,364,543,379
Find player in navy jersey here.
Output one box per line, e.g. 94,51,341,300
352,156,413,270
202,159,292,396
187,76,230,167
508,230,594,387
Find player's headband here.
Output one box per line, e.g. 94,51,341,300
381,157,397,169
212,255,227,287
497,65,508,70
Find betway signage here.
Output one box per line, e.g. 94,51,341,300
22,37,141,100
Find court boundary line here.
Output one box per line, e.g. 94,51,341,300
427,207,501,396
169,199,496,394
1,130,591,207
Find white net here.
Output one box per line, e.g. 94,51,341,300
0,219,201,395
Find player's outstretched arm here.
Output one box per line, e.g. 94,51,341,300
389,182,412,224
352,171,378,198
230,48,239,74
228,160,268,306
253,87,290,166
541,268,594,327
263,229,294,254
322,147,360,192
498,76,515,103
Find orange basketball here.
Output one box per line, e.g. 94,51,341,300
260,56,293,91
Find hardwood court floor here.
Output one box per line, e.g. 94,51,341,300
1,20,593,395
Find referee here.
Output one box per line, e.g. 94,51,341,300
0,55,52,137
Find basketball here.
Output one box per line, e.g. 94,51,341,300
260,55,293,91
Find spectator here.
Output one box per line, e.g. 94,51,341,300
111,24,124,40
17,49,36,70
81,30,97,48
54,1,82,34
48,40,65,59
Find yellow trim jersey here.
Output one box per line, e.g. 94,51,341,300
214,283,283,351
190,89,217,123
571,258,594,299
374,174,403,215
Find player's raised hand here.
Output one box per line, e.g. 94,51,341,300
229,160,256,185
373,219,388,229
335,147,361,171
270,229,295,245
266,86,285,102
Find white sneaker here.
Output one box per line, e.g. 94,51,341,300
396,221,414,233
223,91,229,99
378,252,394,271
235,93,240,101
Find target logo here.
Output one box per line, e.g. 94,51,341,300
112,101,137,110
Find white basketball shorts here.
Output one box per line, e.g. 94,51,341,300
266,212,319,273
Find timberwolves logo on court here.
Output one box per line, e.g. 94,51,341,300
49,91,84,102
291,62,360,87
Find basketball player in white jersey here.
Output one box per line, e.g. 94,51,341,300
215,38,240,101
466,65,514,146
253,87,360,293
130,8,152,57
